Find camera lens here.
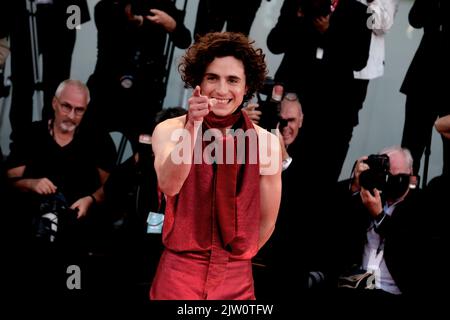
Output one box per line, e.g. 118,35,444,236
279,118,288,131
120,75,134,89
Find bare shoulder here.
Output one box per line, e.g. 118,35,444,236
253,124,278,141
153,115,187,137
152,115,187,151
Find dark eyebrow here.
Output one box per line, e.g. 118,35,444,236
204,73,242,82
227,75,242,82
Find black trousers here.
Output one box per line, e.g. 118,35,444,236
401,92,450,177
194,0,262,37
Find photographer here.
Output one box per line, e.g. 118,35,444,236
400,0,450,178
193,0,263,37
86,0,191,149
6,80,116,247
267,0,371,186
335,146,435,306
252,92,309,299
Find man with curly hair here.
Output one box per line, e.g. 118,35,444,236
150,32,281,300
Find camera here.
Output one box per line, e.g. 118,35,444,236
255,77,283,130
359,154,390,191
300,0,331,19
119,48,162,89
131,0,158,16
119,49,143,89
278,118,288,131
34,192,78,243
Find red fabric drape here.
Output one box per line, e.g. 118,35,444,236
150,110,261,299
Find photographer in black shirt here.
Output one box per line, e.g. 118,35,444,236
86,0,191,149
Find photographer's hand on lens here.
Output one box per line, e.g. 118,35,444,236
70,196,95,219
186,86,210,128
30,178,58,195
360,187,383,219
125,4,144,26
146,9,176,32
351,156,369,192
242,103,261,124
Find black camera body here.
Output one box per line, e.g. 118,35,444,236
359,154,390,191
301,0,331,19
34,193,78,243
278,118,289,132
131,0,159,16
119,49,143,89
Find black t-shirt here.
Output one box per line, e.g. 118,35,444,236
7,121,117,205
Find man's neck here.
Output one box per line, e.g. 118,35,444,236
386,190,409,207
51,122,75,147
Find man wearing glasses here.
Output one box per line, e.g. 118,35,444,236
5,79,117,300
5,79,116,244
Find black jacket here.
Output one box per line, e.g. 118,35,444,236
400,0,449,97
337,187,435,296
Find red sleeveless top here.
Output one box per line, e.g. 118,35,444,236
163,110,260,259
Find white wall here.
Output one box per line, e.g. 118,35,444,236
0,0,444,183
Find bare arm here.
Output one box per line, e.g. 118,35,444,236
153,86,209,196
256,126,282,249
7,165,57,195
70,168,110,219
435,115,450,140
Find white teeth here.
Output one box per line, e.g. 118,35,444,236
209,98,230,105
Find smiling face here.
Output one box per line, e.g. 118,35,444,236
52,84,88,133
200,56,248,117
279,98,303,146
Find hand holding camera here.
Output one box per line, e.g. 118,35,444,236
145,9,176,32
352,154,390,194
30,177,58,195
242,101,261,125
359,187,383,219
35,192,78,243
70,195,95,219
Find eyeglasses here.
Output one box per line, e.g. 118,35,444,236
56,97,86,116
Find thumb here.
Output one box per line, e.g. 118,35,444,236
374,188,381,198
193,85,201,97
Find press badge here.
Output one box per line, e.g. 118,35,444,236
316,47,324,60
146,211,165,234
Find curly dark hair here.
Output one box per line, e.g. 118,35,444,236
178,32,267,102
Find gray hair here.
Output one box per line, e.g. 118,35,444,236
55,79,90,104
379,145,413,173
281,92,303,113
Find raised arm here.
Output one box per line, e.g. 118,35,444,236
153,86,209,196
